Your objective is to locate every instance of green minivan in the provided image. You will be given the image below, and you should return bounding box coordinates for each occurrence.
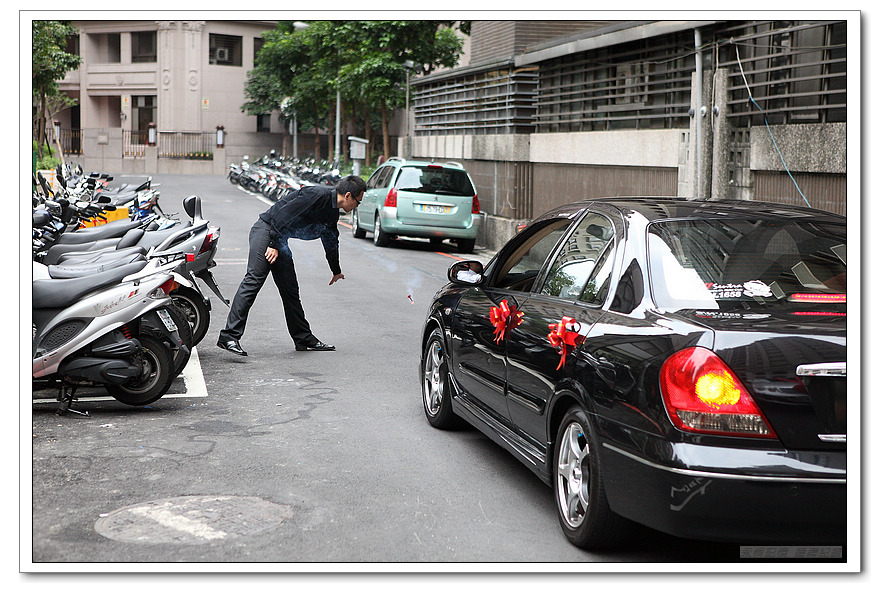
[350,158,482,253]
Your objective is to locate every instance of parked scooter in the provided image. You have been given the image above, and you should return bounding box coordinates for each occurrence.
[33,195,227,346]
[33,253,189,415]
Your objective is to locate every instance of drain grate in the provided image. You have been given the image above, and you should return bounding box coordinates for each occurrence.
[94,495,293,545]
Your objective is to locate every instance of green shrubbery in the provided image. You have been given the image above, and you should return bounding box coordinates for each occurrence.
[33,142,61,172]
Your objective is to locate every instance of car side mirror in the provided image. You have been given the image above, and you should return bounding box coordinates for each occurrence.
[448,260,484,285]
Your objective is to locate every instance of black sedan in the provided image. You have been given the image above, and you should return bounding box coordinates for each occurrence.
[420,198,847,550]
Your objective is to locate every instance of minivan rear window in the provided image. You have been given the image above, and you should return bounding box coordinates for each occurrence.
[394,166,474,197]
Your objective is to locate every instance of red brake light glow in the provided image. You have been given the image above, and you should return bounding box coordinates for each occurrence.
[789,293,846,303]
[472,194,480,214]
[660,347,776,438]
[385,187,398,208]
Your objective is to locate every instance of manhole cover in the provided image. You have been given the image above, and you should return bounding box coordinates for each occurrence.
[94,495,293,545]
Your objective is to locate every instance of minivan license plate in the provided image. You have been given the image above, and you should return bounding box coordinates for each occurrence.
[420,204,450,214]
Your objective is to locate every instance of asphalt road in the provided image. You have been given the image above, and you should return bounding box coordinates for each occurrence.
[28,173,745,568]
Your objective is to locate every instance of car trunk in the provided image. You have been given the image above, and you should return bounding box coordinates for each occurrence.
[674,310,846,451]
[395,190,473,228]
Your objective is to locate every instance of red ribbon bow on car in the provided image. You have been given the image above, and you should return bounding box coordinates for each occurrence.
[489,299,523,343]
[547,317,584,370]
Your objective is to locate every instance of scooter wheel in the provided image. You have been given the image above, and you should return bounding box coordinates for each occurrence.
[171,287,210,345]
[107,334,173,406]
[166,303,193,377]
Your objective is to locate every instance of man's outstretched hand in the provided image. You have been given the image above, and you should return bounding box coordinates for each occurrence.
[329,273,345,285]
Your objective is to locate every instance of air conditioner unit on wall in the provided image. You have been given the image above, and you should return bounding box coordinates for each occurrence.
[215,47,230,62]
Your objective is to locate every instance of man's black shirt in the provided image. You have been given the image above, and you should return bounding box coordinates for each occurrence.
[258,185,341,275]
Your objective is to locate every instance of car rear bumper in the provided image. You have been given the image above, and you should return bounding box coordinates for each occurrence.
[600,439,847,544]
[378,207,481,240]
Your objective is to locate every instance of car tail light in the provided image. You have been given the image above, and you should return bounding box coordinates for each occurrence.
[660,347,776,438]
[472,194,480,214]
[385,187,398,208]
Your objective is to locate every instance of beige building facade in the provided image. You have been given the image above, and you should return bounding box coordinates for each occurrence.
[56,20,284,174]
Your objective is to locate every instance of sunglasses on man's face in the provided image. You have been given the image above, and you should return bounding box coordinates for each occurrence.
[350,193,363,206]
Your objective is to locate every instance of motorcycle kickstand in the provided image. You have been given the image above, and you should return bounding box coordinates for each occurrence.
[56,384,88,417]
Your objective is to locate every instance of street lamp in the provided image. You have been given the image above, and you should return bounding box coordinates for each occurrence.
[403,60,417,158]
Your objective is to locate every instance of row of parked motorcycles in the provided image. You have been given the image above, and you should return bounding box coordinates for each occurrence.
[32,163,228,416]
[227,152,342,201]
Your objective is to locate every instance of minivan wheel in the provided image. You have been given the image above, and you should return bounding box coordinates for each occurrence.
[373,215,391,247]
[457,238,475,253]
[351,209,366,238]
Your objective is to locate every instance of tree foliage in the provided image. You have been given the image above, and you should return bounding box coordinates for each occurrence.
[243,20,469,161]
[32,20,81,160]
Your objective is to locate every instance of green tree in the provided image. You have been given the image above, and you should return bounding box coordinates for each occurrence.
[32,21,81,161]
[243,21,469,162]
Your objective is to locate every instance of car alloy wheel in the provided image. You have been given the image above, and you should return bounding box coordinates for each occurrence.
[373,215,390,247]
[557,419,590,528]
[351,209,366,238]
[421,328,459,429]
[553,406,632,549]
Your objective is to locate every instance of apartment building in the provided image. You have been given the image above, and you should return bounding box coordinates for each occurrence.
[55,20,284,174]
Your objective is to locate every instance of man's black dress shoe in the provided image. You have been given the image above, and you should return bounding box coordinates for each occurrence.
[217,339,248,356]
[295,340,335,352]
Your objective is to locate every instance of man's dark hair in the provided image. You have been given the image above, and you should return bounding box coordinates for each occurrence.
[336,175,367,197]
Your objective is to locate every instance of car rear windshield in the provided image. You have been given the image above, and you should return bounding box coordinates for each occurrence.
[647,218,846,311]
[393,166,474,197]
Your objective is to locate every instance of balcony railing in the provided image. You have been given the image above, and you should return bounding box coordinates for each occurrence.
[157,131,215,160]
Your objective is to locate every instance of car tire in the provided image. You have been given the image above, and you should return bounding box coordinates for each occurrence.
[553,406,633,549]
[373,214,391,247]
[421,327,461,429]
[457,238,475,253]
[351,209,366,238]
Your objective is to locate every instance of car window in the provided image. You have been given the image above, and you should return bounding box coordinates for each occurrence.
[394,166,475,196]
[647,218,846,311]
[540,213,613,299]
[492,218,574,291]
[366,168,383,189]
[377,166,395,188]
[583,242,617,306]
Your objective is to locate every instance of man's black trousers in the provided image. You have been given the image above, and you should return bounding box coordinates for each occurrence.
[219,219,316,347]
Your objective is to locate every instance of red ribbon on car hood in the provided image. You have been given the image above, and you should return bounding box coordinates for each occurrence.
[547,317,584,370]
[489,299,523,343]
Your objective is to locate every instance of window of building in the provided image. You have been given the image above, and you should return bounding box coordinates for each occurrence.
[256,114,271,133]
[210,34,242,66]
[254,36,265,62]
[65,33,79,56]
[131,31,157,63]
[91,33,120,63]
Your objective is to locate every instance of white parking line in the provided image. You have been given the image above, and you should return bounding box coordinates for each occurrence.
[236,184,274,206]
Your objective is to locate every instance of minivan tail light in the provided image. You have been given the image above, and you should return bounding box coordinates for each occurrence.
[472,194,480,214]
[660,346,776,438]
[385,187,398,208]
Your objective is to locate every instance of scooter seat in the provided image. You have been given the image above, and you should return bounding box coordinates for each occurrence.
[45,228,145,265]
[56,218,142,244]
[47,252,147,279]
[32,261,148,309]
[52,245,147,265]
